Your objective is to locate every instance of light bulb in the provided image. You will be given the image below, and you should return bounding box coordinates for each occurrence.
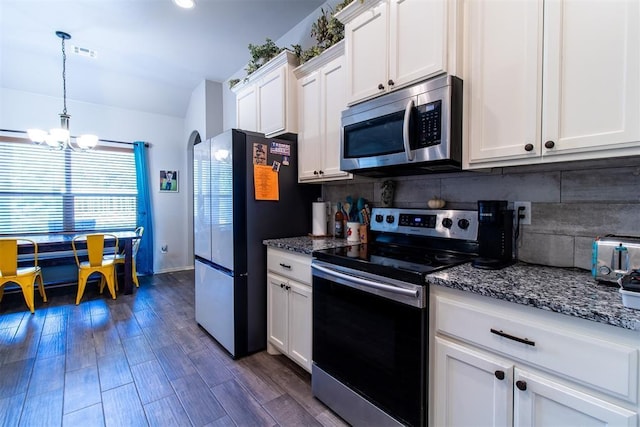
[27,129,47,143]
[77,134,99,150]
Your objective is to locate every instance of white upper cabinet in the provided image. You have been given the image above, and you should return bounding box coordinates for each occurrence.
[541,0,640,158]
[338,0,457,105]
[232,50,298,137]
[235,85,258,134]
[464,0,543,163]
[295,41,352,183]
[465,0,640,168]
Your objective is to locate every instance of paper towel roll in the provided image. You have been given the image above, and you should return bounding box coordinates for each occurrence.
[312,202,328,236]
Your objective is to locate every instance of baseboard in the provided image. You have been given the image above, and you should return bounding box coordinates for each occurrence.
[154,265,194,274]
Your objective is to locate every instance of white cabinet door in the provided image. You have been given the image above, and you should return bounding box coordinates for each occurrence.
[465,0,543,164]
[320,55,350,180]
[267,273,288,353]
[542,0,640,157]
[433,337,513,427]
[236,85,258,132]
[466,0,640,167]
[287,280,312,372]
[297,70,323,181]
[258,67,287,136]
[345,1,388,104]
[389,0,446,88]
[514,369,638,427]
[296,44,351,183]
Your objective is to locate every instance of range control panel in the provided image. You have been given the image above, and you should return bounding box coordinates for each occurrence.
[370,208,478,241]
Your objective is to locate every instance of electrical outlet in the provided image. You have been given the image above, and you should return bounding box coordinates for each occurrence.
[161,244,168,253]
[514,201,531,225]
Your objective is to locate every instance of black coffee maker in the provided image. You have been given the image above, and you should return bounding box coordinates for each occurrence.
[472,200,514,270]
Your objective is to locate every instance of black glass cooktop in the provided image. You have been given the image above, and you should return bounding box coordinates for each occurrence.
[313,242,475,285]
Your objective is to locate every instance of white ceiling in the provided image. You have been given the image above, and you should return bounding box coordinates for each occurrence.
[0,0,327,118]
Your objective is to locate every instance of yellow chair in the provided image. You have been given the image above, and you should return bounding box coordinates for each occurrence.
[72,233,118,305]
[113,226,144,288]
[0,238,47,314]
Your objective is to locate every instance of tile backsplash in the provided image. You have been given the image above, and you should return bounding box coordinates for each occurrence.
[322,156,640,270]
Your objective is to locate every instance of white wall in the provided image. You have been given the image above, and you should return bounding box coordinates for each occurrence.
[0,87,189,274]
[0,0,339,274]
[183,80,224,270]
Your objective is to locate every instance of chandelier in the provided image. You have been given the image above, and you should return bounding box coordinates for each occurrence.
[27,31,98,151]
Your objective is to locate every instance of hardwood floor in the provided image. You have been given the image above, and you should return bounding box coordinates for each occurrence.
[0,271,348,427]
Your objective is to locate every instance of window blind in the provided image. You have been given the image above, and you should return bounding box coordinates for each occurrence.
[0,139,137,234]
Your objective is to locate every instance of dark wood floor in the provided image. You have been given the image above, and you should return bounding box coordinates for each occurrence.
[0,270,348,427]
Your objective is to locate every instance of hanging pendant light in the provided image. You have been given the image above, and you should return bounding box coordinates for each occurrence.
[27,31,98,151]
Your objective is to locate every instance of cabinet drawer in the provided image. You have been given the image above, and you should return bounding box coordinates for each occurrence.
[435,294,639,403]
[267,248,311,285]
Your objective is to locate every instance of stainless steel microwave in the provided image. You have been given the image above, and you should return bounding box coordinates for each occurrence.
[340,75,462,177]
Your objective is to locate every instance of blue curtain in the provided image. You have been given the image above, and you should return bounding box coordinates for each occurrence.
[133,141,154,275]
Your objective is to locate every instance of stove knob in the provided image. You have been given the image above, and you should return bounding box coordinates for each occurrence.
[458,219,470,230]
[375,214,384,223]
[442,218,453,229]
[386,215,395,224]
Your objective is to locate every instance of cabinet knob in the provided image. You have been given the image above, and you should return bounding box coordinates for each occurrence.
[285,285,291,291]
[524,143,534,152]
[313,170,319,176]
[280,283,285,288]
[516,380,527,391]
[544,140,555,149]
[378,83,385,90]
[388,79,395,86]
[494,370,505,380]
[318,170,324,175]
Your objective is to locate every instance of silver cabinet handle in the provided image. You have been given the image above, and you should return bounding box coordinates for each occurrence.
[312,263,418,298]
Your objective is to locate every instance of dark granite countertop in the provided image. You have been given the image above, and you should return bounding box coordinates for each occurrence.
[263,237,640,332]
[428,262,640,332]
[263,236,350,255]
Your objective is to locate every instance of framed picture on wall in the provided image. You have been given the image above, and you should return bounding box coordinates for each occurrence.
[160,170,178,192]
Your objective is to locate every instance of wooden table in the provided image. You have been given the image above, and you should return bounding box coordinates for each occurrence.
[14,231,139,295]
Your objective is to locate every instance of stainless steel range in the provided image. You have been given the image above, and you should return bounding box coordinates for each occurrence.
[311,207,479,426]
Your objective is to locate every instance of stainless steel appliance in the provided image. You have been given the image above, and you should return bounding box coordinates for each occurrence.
[593,235,640,283]
[340,75,463,177]
[472,200,515,270]
[193,129,318,358]
[311,207,479,426]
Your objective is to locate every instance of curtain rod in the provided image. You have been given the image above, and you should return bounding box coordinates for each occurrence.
[0,129,149,147]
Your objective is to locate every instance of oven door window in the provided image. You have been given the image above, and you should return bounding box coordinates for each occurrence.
[313,276,426,426]
[343,110,412,158]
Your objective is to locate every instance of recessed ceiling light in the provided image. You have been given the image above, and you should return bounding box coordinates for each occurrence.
[173,0,195,9]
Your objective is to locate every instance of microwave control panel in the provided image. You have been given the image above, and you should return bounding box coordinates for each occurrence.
[416,100,442,148]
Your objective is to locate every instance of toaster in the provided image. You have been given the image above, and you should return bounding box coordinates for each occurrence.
[592,235,640,283]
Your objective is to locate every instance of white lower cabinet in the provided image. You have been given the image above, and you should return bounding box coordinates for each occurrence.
[266,248,312,372]
[431,286,640,427]
[434,337,513,427]
[514,369,637,426]
[434,337,637,427]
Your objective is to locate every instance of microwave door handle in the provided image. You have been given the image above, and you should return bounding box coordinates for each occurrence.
[403,99,415,161]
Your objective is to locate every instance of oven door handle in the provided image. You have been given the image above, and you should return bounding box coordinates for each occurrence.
[312,264,419,299]
[403,99,415,162]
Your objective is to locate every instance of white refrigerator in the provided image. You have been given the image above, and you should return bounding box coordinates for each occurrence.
[193,129,318,358]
